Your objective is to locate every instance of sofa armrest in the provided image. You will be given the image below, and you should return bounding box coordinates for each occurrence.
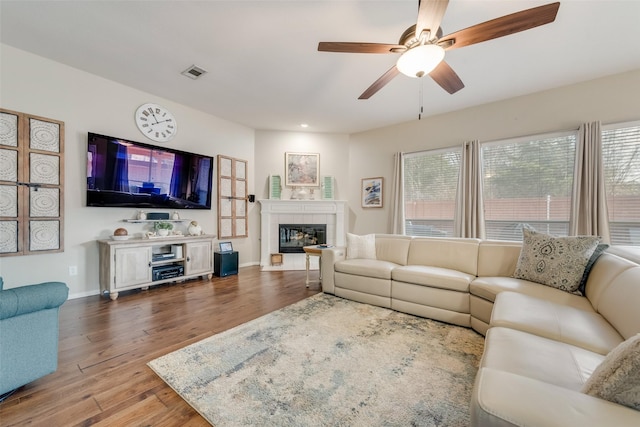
[321,247,346,294]
[472,368,640,427]
[0,281,69,320]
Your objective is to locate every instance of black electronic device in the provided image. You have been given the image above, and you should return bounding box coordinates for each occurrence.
[147,212,170,220]
[152,264,184,281]
[152,253,175,262]
[214,251,238,277]
[87,132,214,209]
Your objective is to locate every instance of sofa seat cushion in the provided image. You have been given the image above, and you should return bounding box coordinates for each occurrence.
[491,292,623,355]
[334,273,391,299]
[334,259,398,280]
[391,265,474,292]
[471,276,596,311]
[392,281,470,313]
[472,368,640,427]
[482,327,604,391]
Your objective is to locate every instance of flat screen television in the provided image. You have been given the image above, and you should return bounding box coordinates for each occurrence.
[87,132,213,209]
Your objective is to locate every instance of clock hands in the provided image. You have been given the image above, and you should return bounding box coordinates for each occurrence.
[149,109,160,125]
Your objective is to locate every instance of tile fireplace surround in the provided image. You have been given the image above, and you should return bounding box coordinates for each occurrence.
[259,199,347,271]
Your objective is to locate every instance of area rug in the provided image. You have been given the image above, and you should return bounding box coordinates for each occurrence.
[148,294,484,426]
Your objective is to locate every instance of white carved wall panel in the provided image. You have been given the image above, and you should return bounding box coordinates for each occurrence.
[30,153,60,184]
[29,119,60,152]
[0,149,18,182]
[30,187,59,217]
[29,220,60,251]
[0,221,18,253]
[0,185,18,217]
[0,112,18,147]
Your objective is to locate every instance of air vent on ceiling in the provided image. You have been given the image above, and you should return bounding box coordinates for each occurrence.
[181,65,207,80]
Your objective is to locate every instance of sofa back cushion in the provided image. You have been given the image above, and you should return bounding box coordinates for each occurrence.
[407,237,480,276]
[596,266,640,340]
[476,241,522,277]
[374,234,412,265]
[585,253,637,310]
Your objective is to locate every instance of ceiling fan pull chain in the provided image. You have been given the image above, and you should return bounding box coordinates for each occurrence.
[418,78,424,120]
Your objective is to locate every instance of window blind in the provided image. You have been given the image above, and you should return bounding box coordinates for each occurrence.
[403,148,461,237]
[602,122,640,246]
[482,132,576,241]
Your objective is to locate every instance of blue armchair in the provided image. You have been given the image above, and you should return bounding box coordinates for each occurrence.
[0,278,69,396]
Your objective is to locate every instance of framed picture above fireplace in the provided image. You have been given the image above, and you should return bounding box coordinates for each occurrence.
[285,152,319,187]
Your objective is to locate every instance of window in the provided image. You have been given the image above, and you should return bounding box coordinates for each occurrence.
[602,122,640,245]
[403,148,461,237]
[482,132,576,241]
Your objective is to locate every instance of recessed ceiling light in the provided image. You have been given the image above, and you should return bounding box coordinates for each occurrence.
[181,65,207,80]
[300,123,309,128]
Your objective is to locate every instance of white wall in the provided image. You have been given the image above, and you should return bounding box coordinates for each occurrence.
[253,130,351,261]
[254,130,350,200]
[347,69,640,234]
[0,44,255,297]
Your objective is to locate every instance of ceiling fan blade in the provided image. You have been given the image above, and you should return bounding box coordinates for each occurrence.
[359,66,401,99]
[429,61,464,94]
[318,42,406,54]
[415,0,449,40]
[439,2,560,51]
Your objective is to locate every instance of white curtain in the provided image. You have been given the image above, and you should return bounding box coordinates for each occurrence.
[389,152,405,234]
[454,140,485,239]
[570,121,611,242]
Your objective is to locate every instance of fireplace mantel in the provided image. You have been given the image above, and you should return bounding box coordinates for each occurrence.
[259,199,347,270]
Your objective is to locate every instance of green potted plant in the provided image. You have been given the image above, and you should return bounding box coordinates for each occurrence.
[155,221,173,237]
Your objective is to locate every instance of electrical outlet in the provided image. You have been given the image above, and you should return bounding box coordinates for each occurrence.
[69,266,78,276]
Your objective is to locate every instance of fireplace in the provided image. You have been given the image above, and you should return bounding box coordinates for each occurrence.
[259,199,347,271]
[279,224,326,253]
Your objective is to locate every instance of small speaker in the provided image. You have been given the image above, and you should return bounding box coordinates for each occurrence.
[248,194,255,203]
[215,251,238,277]
[147,212,170,220]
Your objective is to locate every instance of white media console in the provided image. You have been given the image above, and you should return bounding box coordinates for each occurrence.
[98,234,214,300]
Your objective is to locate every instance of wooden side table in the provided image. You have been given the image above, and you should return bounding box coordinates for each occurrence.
[303,245,324,287]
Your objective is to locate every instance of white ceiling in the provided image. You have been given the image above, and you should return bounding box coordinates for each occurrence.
[1,1,640,134]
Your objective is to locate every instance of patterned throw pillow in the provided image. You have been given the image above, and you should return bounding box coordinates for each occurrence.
[346,233,376,260]
[513,226,601,294]
[582,333,640,410]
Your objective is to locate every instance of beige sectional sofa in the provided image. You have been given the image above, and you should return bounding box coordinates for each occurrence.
[320,234,640,426]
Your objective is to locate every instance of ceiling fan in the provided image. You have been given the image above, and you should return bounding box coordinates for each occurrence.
[318,0,560,99]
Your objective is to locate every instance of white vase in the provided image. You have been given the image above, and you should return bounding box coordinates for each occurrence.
[157,229,169,237]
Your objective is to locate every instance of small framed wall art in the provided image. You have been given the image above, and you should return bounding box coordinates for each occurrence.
[285,152,319,187]
[361,177,383,208]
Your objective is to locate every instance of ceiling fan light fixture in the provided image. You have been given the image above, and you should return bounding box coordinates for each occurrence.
[396,44,445,78]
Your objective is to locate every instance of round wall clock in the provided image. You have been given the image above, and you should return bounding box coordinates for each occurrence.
[135,103,177,142]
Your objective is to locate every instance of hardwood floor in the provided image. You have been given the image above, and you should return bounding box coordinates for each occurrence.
[0,267,321,426]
